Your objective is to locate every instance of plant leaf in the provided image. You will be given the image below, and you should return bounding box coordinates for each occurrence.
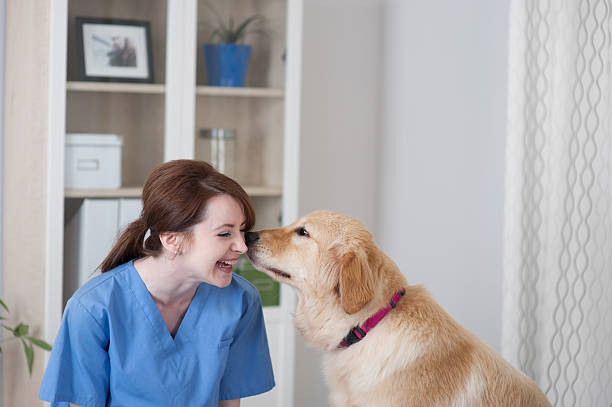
[209,28,222,43]
[2,324,14,333]
[13,323,29,337]
[21,339,34,375]
[0,299,8,313]
[27,336,52,351]
[207,14,262,44]
[234,15,260,43]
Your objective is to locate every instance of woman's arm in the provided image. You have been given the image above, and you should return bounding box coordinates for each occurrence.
[70,404,82,407]
[219,399,240,407]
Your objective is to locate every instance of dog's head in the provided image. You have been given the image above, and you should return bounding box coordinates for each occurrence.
[246,210,378,314]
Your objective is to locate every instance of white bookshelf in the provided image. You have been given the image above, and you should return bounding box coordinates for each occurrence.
[47,1,302,406]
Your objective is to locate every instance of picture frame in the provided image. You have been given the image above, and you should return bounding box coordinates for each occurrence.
[76,17,154,83]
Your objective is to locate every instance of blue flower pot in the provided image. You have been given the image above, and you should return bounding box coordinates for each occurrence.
[203,43,252,87]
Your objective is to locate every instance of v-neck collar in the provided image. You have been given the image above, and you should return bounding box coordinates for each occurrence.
[126,260,202,348]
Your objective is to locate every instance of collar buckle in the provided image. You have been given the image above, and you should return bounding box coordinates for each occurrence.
[338,288,406,349]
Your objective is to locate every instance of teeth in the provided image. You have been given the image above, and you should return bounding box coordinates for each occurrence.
[219,260,237,266]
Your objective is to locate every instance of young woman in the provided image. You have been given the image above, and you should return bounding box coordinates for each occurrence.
[39,160,274,407]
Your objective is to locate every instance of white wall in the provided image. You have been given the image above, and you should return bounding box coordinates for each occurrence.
[377,0,509,350]
[0,0,5,401]
[298,0,381,229]
[296,0,382,405]
[295,0,509,405]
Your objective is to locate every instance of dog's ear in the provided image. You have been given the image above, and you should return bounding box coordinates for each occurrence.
[338,250,375,314]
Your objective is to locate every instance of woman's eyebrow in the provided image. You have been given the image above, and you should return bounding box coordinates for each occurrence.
[214,221,247,230]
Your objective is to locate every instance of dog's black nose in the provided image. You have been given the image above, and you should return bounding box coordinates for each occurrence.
[245,231,260,246]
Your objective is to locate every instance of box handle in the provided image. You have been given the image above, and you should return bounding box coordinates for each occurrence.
[77,159,100,171]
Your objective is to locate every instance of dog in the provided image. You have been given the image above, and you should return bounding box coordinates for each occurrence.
[245,210,551,407]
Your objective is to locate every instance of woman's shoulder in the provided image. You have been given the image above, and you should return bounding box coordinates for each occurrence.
[216,274,264,324]
[229,273,261,302]
[69,261,133,310]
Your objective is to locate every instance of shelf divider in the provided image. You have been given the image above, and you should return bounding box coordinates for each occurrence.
[67,81,166,94]
[196,86,284,98]
[66,82,284,99]
[65,185,282,199]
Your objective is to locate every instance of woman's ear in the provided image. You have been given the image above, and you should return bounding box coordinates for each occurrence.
[159,231,185,256]
[338,250,375,314]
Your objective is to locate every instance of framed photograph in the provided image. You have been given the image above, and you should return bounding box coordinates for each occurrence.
[76,17,154,83]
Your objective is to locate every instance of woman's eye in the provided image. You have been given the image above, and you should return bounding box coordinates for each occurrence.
[295,227,309,237]
[218,232,231,238]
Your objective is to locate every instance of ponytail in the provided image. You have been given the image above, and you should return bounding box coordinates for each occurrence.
[98,217,148,273]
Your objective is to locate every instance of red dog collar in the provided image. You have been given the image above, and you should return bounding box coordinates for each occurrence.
[338,288,406,348]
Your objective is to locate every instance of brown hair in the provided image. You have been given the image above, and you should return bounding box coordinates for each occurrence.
[99,159,256,272]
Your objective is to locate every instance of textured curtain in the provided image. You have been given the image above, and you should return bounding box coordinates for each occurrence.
[503,1,612,406]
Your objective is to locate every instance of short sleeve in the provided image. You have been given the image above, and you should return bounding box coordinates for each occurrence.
[39,298,110,407]
[219,294,275,400]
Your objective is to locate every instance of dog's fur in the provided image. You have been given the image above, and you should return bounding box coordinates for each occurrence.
[246,210,551,407]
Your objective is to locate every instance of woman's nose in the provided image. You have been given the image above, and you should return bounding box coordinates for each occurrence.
[233,234,248,254]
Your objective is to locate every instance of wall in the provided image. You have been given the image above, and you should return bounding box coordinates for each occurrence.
[296,0,382,405]
[2,1,51,405]
[0,0,5,399]
[298,0,381,229]
[377,0,509,350]
[295,1,509,405]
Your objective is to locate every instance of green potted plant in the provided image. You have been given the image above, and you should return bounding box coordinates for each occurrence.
[203,14,263,87]
[0,298,52,375]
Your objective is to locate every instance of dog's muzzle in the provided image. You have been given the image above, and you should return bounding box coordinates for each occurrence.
[245,231,260,247]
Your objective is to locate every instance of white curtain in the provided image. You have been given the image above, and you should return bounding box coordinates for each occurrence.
[503,1,612,406]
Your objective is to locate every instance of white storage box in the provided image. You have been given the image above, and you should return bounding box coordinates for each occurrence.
[64,198,142,302]
[65,133,123,189]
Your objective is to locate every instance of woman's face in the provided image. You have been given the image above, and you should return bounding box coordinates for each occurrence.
[180,194,248,288]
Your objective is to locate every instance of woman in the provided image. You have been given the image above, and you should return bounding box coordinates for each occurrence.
[39,160,275,407]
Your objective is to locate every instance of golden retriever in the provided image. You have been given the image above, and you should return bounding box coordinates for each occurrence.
[245,210,551,407]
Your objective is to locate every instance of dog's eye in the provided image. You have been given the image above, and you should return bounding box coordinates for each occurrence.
[295,227,310,238]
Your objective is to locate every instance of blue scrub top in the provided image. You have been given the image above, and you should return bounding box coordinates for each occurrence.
[39,260,275,407]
